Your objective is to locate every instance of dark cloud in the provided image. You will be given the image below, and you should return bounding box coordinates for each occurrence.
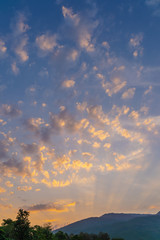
[0,104,22,118]
[21,143,39,155]
[21,141,49,171]
[23,109,81,144]
[0,140,8,160]
[50,109,80,133]
[23,118,39,133]
[23,118,51,143]
[0,157,30,177]
[27,202,65,212]
[40,126,51,142]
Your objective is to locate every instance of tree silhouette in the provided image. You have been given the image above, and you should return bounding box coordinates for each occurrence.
[14,209,31,240]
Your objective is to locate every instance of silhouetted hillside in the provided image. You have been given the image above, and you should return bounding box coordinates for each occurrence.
[55,212,160,240]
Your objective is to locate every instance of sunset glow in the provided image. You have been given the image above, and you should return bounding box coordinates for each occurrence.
[0,0,160,228]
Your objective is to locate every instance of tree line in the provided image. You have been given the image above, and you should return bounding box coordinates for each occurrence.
[0,209,124,240]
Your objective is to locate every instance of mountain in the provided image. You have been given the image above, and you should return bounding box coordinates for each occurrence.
[55,212,160,240]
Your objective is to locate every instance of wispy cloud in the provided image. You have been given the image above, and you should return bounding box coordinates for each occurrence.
[0,104,22,118]
[122,88,136,99]
[26,201,76,212]
[129,33,143,57]
[11,13,30,62]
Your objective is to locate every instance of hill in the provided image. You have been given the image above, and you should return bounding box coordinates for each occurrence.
[55,212,160,240]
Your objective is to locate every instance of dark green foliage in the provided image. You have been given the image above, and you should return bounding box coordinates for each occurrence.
[0,228,6,240]
[55,231,69,240]
[112,239,124,240]
[98,232,110,240]
[14,209,31,240]
[0,209,113,240]
[31,223,54,240]
[1,218,15,240]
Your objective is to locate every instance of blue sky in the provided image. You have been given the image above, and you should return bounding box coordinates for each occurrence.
[0,0,160,227]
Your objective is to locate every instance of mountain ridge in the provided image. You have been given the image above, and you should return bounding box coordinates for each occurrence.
[54,212,160,240]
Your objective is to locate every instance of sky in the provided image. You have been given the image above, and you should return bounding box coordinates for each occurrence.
[0,0,160,228]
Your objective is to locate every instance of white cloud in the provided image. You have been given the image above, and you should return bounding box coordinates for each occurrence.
[62,6,96,52]
[79,31,95,52]
[15,37,28,61]
[62,79,75,88]
[122,88,136,99]
[36,34,57,52]
[14,13,30,34]
[12,13,29,62]
[68,49,79,61]
[62,6,80,26]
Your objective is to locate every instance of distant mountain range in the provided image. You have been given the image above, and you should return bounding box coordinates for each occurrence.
[55,212,160,240]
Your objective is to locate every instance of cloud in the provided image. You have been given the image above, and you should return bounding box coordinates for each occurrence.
[13,13,30,35]
[11,13,30,62]
[88,125,110,141]
[144,86,152,95]
[53,155,71,174]
[62,79,75,88]
[92,142,100,148]
[11,62,19,74]
[27,201,76,212]
[105,163,115,171]
[101,77,126,96]
[0,140,8,160]
[129,111,139,120]
[79,30,95,52]
[36,34,57,52]
[0,104,22,117]
[87,105,110,125]
[0,157,30,177]
[77,139,91,145]
[145,0,160,6]
[21,143,39,155]
[129,33,143,57]
[0,186,6,193]
[61,6,97,52]
[110,115,144,143]
[0,39,7,54]
[67,49,79,61]
[52,179,71,187]
[145,0,160,15]
[23,111,89,142]
[21,145,54,172]
[15,37,28,62]
[62,6,80,26]
[76,102,87,112]
[23,118,41,132]
[103,143,111,149]
[17,186,32,191]
[5,181,13,188]
[71,160,92,171]
[24,111,88,143]
[23,118,50,142]
[121,88,136,99]
[0,203,12,209]
[50,109,87,134]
